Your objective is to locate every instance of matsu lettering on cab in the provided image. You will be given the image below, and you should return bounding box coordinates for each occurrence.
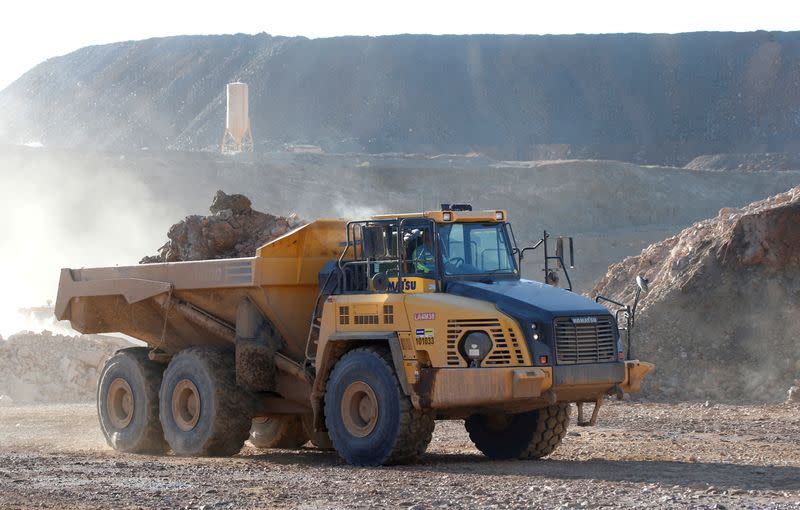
[387,280,417,291]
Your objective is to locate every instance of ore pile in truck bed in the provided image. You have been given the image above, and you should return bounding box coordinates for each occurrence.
[592,185,800,402]
[140,190,304,263]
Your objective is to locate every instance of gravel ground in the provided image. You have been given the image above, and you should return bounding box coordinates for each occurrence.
[1,401,799,509]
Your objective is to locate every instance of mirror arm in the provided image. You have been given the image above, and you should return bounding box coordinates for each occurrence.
[558,256,573,292]
[597,281,645,361]
[518,238,544,260]
[595,294,626,308]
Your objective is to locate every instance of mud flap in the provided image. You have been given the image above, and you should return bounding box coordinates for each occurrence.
[235,298,285,392]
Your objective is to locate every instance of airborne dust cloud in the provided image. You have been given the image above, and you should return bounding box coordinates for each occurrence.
[0,147,184,336]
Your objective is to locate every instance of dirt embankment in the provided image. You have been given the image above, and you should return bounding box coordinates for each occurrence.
[0,332,135,404]
[593,186,800,402]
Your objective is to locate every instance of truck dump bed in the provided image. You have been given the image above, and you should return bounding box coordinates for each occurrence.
[55,220,346,364]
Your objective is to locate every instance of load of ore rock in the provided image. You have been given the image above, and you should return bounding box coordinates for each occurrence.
[592,185,800,402]
[141,190,303,263]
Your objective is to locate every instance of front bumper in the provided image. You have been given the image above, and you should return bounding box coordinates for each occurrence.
[620,360,655,394]
[553,362,626,386]
[410,360,654,411]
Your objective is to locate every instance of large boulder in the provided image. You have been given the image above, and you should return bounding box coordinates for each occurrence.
[592,186,800,402]
[209,190,252,215]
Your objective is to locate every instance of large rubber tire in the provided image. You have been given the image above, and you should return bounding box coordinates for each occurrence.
[324,347,434,466]
[97,347,168,454]
[465,404,571,459]
[249,415,309,449]
[159,348,252,457]
[302,413,334,451]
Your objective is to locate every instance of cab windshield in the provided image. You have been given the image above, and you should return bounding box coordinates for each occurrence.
[438,222,517,276]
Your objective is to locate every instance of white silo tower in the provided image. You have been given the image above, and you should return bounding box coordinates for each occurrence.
[221,82,254,153]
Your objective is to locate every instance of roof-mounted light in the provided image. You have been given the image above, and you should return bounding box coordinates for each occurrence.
[495,211,504,221]
[442,211,453,222]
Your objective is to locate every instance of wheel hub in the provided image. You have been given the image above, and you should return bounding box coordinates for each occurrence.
[172,379,201,431]
[341,381,379,437]
[107,378,134,429]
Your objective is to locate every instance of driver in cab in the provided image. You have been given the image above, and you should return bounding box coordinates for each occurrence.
[405,229,434,274]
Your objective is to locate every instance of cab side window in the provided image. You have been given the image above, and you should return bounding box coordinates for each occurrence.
[370,225,400,276]
[402,225,434,275]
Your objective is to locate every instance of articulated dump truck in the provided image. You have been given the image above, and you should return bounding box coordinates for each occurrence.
[56,205,653,466]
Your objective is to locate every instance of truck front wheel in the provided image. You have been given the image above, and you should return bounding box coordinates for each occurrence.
[159,348,252,456]
[249,415,309,449]
[465,404,571,459]
[324,347,434,465]
[97,347,168,454]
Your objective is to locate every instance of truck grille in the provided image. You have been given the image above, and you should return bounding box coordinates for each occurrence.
[554,316,616,365]
[446,319,525,367]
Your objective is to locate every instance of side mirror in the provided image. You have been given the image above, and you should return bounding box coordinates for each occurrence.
[568,237,575,268]
[372,272,389,292]
[555,237,575,269]
[362,225,388,259]
[555,238,564,269]
[636,275,649,294]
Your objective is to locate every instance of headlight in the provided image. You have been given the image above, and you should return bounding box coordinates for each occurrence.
[531,323,540,341]
[458,332,492,367]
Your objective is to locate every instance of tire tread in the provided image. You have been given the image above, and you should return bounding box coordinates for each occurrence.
[324,346,434,465]
[98,347,167,454]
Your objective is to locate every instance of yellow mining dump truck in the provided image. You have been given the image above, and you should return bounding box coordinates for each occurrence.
[55,205,653,466]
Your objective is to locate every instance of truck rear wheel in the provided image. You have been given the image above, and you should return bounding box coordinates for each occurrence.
[97,347,168,454]
[324,346,434,466]
[159,348,252,457]
[249,415,309,449]
[465,404,571,459]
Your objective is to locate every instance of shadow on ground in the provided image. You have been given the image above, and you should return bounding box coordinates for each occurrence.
[242,449,800,491]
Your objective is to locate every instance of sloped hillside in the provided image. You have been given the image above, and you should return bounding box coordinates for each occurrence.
[2,31,800,163]
[593,186,800,401]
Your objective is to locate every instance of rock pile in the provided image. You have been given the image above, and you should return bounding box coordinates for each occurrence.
[593,186,800,402]
[141,190,303,263]
[685,153,800,172]
[0,331,135,403]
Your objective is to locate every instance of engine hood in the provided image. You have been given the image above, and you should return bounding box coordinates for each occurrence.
[446,279,610,321]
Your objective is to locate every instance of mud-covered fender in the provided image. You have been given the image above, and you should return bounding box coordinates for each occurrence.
[310,331,409,431]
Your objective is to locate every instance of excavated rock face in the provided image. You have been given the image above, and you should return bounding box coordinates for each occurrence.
[141,190,303,263]
[592,186,800,402]
[0,331,134,403]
